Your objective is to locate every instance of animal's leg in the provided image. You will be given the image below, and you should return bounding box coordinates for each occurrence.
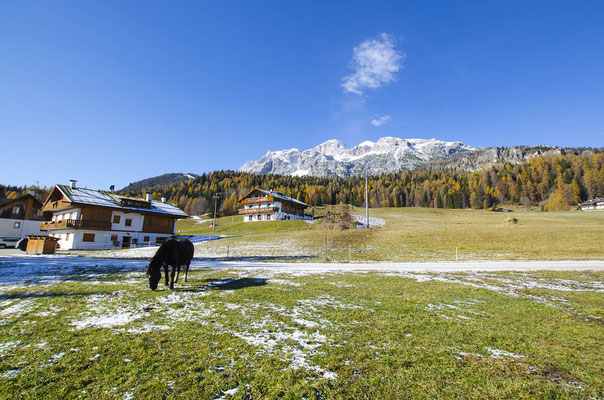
[164,264,169,286]
[185,262,190,282]
[170,265,176,290]
[175,266,181,283]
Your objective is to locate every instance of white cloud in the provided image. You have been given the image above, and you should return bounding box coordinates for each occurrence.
[370,115,391,127]
[342,33,404,95]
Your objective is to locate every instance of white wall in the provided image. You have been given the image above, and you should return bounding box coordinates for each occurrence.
[53,230,172,250]
[243,211,309,222]
[0,219,45,238]
[111,211,144,232]
[51,208,80,221]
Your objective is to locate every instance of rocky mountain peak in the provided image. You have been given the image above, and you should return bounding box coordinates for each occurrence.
[239,137,477,178]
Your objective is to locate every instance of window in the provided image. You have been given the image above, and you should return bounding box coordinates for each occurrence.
[113,215,121,224]
[65,233,70,241]
[144,236,150,242]
[83,233,95,242]
[156,237,167,244]
[125,219,132,227]
[111,234,118,241]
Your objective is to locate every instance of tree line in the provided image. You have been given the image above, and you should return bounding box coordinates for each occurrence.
[125,152,604,215]
[2,152,601,216]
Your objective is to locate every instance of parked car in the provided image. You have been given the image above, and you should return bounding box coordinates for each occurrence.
[16,237,28,251]
[0,237,20,249]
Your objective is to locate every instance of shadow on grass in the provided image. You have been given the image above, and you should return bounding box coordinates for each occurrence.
[0,290,115,300]
[193,255,314,262]
[175,277,268,292]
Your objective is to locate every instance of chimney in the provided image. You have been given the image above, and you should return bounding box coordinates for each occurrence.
[145,193,153,202]
[69,180,77,189]
[161,197,166,203]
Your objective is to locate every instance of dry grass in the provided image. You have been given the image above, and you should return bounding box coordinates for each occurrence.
[181,207,604,262]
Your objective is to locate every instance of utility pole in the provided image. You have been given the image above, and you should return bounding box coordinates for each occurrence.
[212,193,219,234]
[365,176,369,229]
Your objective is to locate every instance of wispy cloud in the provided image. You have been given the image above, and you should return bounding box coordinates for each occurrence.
[342,33,404,95]
[370,115,391,127]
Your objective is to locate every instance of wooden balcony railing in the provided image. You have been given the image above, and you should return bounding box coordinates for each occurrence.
[240,197,270,205]
[40,219,112,231]
[238,207,278,215]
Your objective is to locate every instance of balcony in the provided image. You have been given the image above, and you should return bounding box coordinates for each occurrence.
[40,219,112,231]
[240,196,270,205]
[238,207,278,215]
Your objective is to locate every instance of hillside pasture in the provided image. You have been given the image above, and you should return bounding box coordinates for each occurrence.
[179,207,604,262]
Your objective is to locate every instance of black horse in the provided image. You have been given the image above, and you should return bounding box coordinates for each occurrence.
[146,239,194,290]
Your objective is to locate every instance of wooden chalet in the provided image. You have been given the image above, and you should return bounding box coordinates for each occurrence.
[0,193,51,239]
[40,181,188,250]
[239,188,310,222]
[0,193,49,221]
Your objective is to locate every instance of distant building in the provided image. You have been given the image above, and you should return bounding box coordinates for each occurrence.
[0,193,51,239]
[40,181,188,250]
[578,198,604,211]
[238,188,310,222]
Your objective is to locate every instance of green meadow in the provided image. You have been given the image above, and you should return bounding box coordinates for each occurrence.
[0,265,602,399]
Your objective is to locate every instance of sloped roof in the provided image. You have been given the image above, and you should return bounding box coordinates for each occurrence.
[55,185,188,217]
[240,187,308,207]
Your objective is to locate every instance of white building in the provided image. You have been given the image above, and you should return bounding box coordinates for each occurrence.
[238,188,310,222]
[578,198,604,211]
[40,182,188,250]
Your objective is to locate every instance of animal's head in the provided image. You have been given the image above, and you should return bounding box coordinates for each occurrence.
[146,262,161,290]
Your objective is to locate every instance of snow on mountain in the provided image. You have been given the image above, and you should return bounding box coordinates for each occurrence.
[239,137,476,178]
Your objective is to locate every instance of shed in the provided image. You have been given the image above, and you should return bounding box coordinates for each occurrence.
[26,235,60,255]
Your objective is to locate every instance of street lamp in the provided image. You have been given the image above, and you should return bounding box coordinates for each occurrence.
[212,193,220,234]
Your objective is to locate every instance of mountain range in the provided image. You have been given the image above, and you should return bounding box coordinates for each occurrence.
[238,137,563,178]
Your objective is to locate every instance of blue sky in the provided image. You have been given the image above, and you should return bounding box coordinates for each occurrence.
[1,1,603,189]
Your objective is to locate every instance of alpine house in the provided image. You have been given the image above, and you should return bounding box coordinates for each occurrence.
[238,188,310,222]
[40,181,188,250]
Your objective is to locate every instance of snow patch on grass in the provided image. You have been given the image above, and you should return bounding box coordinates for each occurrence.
[486,347,524,359]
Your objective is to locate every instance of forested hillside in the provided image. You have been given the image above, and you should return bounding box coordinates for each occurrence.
[121,173,198,192]
[124,152,604,216]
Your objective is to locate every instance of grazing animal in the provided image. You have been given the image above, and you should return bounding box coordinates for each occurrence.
[146,239,194,290]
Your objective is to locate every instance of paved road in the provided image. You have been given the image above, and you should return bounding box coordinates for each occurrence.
[212,260,604,273]
[0,248,23,257]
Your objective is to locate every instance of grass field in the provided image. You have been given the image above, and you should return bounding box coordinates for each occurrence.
[178,207,604,262]
[0,260,602,399]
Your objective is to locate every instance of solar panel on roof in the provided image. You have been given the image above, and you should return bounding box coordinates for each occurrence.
[56,186,187,217]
